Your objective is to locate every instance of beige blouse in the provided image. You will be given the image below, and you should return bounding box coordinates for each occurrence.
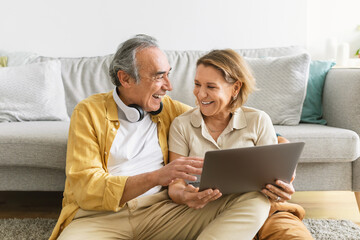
[169,106,278,158]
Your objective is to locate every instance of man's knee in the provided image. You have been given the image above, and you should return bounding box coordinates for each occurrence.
[257,211,314,240]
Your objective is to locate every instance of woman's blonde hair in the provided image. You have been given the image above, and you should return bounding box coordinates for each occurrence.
[196,49,256,111]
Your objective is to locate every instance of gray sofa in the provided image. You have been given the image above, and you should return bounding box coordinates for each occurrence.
[0,46,359,210]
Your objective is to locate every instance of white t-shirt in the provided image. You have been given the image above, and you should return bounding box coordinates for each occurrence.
[107,89,163,198]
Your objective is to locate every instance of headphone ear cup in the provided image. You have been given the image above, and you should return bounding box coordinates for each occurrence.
[127,102,162,122]
[128,104,145,122]
[149,102,163,116]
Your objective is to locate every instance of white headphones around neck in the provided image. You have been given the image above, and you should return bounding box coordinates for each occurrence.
[126,102,163,122]
[114,88,163,122]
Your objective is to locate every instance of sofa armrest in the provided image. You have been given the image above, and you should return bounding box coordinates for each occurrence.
[323,68,360,136]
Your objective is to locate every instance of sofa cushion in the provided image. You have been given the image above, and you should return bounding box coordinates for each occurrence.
[0,60,69,122]
[234,45,306,58]
[300,60,335,125]
[33,55,114,117]
[1,122,357,169]
[166,50,202,108]
[244,53,310,125]
[0,121,69,169]
[167,51,310,125]
[166,46,306,110]
[0,50,38,66]
[274,124,360,163]
[33,46,306,118]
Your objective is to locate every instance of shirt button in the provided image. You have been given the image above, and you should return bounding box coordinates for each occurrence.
[104,151,107,155]
[112,128,116,132]
[115,122,119,126]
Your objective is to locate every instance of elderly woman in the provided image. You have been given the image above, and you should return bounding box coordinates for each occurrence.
[168,49,313,239]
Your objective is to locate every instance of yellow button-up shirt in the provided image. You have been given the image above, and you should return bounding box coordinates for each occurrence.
[50,91,191,239]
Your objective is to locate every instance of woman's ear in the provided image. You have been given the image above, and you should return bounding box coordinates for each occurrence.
[233,81,242,96]
[117,70,133,88]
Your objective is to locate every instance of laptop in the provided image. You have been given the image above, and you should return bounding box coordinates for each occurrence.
[187,142,305,194]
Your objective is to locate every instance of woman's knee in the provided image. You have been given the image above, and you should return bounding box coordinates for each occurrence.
[239,191,270,210]
[229,191,271,220]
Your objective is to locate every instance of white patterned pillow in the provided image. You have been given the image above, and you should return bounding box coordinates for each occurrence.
[244,53,310,125]
[0,50,38,66]
[0,60,69,122]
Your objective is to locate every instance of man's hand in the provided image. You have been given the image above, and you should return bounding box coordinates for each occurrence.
[153,157,204,186]
[177,184,222,209]
[261,172,296,202]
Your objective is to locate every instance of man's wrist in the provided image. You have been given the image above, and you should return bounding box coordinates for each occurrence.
[147,170,159,187]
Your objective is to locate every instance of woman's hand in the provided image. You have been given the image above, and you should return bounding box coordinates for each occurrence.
[261,172,296,202]
[179,184,222,209]
[263,136,294,202]
[167,152,222,208]
[168,179,222,209]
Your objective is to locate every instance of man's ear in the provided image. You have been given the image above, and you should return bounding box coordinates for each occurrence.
[117,70,133,88]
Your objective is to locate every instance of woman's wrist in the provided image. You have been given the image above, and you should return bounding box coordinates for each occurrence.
[168,180,186,204]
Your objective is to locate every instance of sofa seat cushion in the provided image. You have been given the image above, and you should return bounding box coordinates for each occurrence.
[0,121,69,169]
[275,123,360,163]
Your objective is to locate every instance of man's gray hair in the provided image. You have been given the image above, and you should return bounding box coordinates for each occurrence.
[109,34,159,86]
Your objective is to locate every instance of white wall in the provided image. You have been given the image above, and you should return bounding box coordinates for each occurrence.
[307,0,360,60]
[1,0,359,59]
[1,0,307,57]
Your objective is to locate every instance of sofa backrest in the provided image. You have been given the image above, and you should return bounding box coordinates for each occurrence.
[33,55,114,117]
[165,49,308,108]
[33,46,308,125]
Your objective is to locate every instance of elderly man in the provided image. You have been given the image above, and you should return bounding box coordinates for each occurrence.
[51,34,312,240]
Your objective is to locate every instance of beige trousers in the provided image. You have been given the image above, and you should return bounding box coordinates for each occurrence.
[58,190,270,240]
